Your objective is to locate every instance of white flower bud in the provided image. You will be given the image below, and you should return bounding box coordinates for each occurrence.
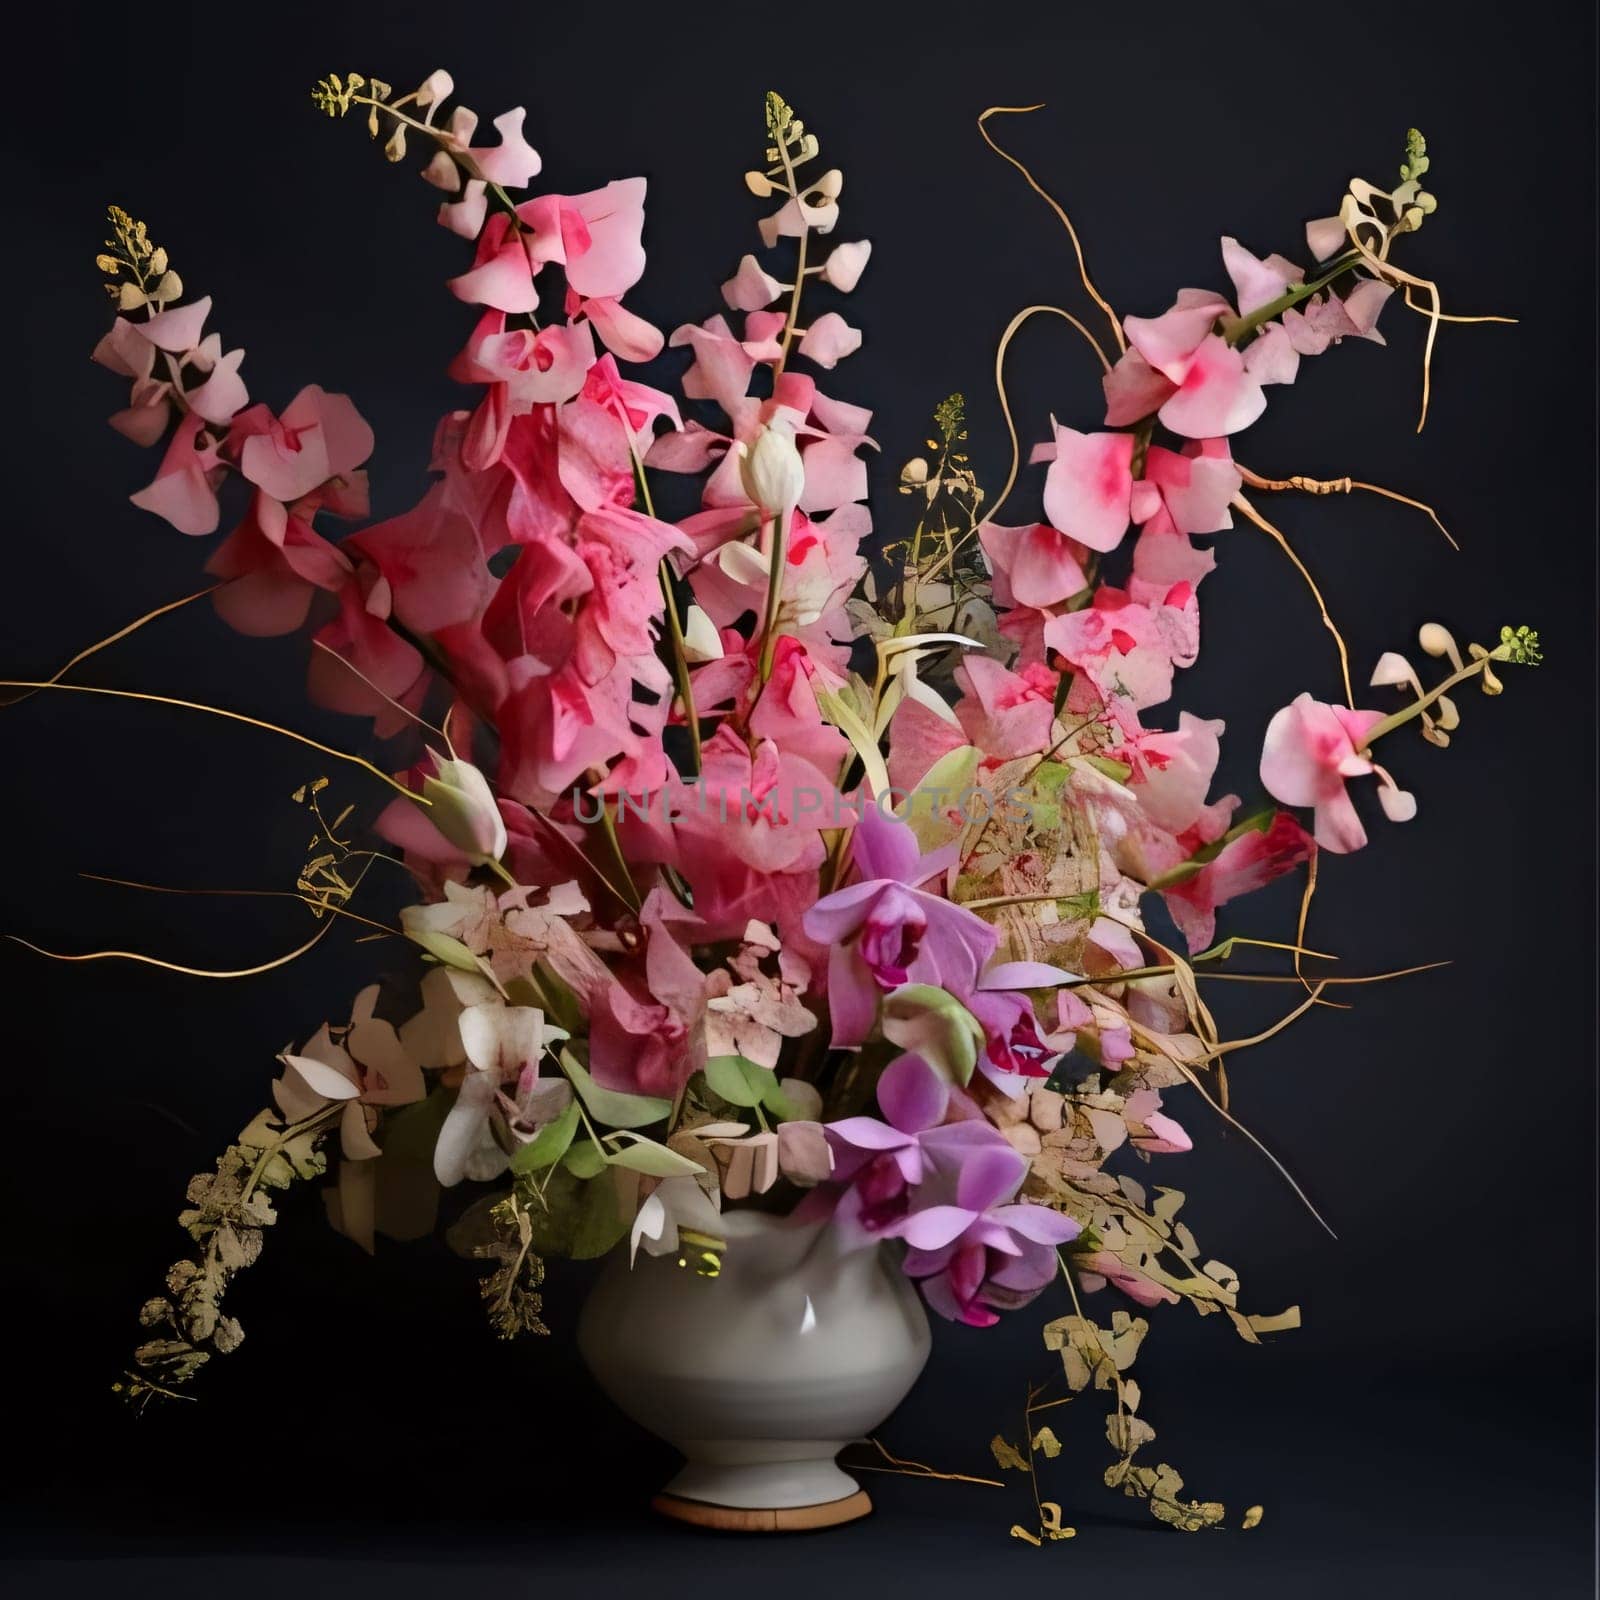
[421,753,508,864]
[738,422,806,515]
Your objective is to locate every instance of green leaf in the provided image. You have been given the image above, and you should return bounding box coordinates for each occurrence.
[603,1131,704,1178]
[703,1054,768,1108]
[560,1050,671,1129]
[1145,808,1274,891]
[519,1168,628,1260]
[758,1075,809,1123]
[1081,754,1133,784]
[405,926,486,974]
[509,1100,579,1175]
[562,1141,607,1180]
[881,985,985,1086]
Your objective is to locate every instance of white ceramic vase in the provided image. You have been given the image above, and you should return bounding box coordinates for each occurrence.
[577,1209,932,1529]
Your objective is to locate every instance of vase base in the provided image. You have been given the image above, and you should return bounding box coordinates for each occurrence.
[651,1490,873,1532]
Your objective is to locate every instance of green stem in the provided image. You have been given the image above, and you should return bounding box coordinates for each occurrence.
[624,431,702,774]
[1358,647,1508,750]
[756,507,791,683]
[1223,252,1362,347]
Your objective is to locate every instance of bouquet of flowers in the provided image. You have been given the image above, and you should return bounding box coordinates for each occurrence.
[38,69,1536,1532]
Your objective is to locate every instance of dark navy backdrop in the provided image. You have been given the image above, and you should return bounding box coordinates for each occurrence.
[4,1,1593,1593]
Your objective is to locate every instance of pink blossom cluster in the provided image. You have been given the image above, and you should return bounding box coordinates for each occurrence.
[93,76,1453,1328]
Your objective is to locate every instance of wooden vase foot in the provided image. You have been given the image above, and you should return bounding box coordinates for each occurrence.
[650,1489,873,1532]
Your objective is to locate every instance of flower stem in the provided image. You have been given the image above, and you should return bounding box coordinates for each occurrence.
[1223,252,1362,346]
[1358,647,1509,750]
[625,431,702,774]
[756,507,791,683]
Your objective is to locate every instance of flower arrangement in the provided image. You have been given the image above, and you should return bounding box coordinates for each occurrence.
[26,71,1538,1535]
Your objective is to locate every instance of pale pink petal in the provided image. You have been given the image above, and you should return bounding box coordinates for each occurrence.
[184,346,249,424]
[1156,335,1266,438]
[583,296,663,362]
[819,240,871,292]
[721,253,785,311]
[1042,426,1134,553]
[797,311,862,369]
[1305,215,1349,261]
[438,180,489,239]
[1221,236,1302,316]
[139,297,212,353]
[1242,322,1300,386]
[1103,348,1177,426]
[468,107,541,188]
[449,233,539,314]
[566,178,648,299]
[1123,296,1229,382]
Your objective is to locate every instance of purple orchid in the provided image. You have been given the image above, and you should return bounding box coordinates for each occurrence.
[802,804,999,1047]
[897,1140,1081,1327]
[815,1048,1079,1324]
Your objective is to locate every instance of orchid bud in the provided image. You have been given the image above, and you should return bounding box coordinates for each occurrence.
[738,422,806,515]
[421,753,508,864]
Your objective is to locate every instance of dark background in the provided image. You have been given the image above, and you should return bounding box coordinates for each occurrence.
[3,0,1593,1593]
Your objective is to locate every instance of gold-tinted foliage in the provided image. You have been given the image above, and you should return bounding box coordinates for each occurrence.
[96,206,181,309]
[114,1107,330,1410]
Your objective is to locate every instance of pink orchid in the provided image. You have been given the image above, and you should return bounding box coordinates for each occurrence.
[802,804,999,1048]
[1259,692,1414,854]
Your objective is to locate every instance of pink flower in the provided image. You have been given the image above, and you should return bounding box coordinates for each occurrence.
[1130,438,1240,537]
[802,804,999,1048]
[207,485,357,636]
[1259,692,1415,853]
[464,107,542,189]
[1116,292,1265,437]
[1041,425,1135,553]
[1162,810,1317,951]
[128,411,224,535]
[979,521,1092,609]
[233,386,374,504]
[1044,584,1200,722]
[721,254,785,311]
[797,311,861,369]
